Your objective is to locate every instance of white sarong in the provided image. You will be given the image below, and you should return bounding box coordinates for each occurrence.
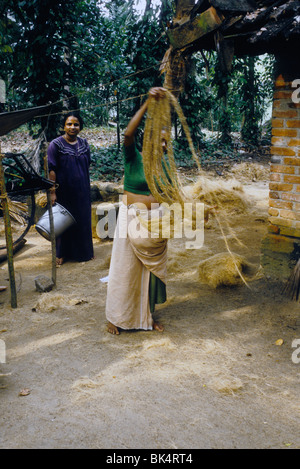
[105,202,167,330]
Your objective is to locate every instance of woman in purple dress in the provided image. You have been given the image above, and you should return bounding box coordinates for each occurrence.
[47,112,94,265]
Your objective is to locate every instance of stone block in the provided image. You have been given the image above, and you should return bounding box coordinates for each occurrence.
[34,275,54,293]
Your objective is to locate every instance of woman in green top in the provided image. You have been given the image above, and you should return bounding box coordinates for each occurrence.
[106,88,168,335]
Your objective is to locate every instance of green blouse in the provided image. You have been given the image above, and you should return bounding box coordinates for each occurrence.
[123,142,150,195]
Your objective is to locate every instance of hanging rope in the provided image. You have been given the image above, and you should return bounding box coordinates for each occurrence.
[36,60,171,121]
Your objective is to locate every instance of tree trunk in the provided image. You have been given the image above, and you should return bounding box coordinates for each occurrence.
[241,56,259,145]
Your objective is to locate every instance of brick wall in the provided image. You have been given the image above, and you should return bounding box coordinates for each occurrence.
[269,74,300,239]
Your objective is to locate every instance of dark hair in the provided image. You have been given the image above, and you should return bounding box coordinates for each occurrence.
[62,111,84,130]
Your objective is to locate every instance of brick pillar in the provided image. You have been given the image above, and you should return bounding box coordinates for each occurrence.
[261,54,300,279]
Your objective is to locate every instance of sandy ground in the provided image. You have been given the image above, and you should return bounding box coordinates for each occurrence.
[0,177,299,449]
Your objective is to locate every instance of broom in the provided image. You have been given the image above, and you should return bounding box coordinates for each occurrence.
[282,258,300,301]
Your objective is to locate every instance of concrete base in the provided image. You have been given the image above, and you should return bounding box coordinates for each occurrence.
[261,234,300,280]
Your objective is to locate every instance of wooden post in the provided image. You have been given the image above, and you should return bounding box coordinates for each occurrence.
[43,143,56,286]
[46,191,56,286]
[0,141,17,308]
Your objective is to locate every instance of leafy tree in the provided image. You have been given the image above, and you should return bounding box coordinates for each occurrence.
[226,54,274,145]
[1,0,101,140]
[70,0,173,135]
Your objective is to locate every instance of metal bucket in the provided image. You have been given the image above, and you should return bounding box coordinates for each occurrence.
[35,203,76,241]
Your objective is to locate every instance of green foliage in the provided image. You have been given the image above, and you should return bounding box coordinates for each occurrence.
[88,135,244,183]
[230,55,275,146]
[172,136,240,171]
[89,145,124,181]
[190,51,275,146]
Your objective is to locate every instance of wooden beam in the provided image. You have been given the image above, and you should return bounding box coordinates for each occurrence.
[167,6,224,49]
[175,0,196,20]
[209,0,257,13]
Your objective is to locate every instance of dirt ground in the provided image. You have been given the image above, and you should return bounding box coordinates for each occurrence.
[0,167,300,449]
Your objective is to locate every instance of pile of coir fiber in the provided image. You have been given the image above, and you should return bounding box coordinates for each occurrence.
[198,252,259,289]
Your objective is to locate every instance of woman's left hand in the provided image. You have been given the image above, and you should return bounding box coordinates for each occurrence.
[148,87,167,100]
[50,190,57,206]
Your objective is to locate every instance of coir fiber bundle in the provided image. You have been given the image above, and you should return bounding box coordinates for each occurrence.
[198,252,258,289]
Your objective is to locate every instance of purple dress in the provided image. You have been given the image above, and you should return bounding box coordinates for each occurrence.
[47,136,94,262]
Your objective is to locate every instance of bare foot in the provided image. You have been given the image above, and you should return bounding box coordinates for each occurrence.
[107,322,120,335]
[56,257,64,266]
[153,322,164,332]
